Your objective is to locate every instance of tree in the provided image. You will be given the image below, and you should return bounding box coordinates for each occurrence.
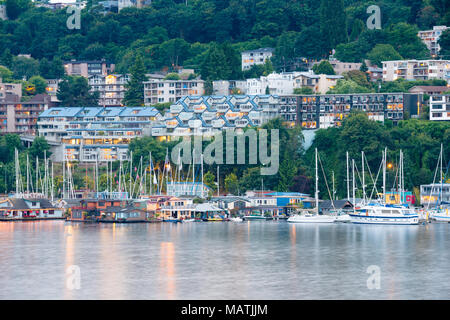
[200,44,229,80]
[57,76,99,107]
[344,70,371,89]
[11,56,39,80]
[164,73,181,80]
[29,136,51,160]
[224,173,239,195]
[0,66,13,82]
[294,87,314,94]
[439,29,450,58]
[320,0,347,54]
[203,171,217,192]
[312,60,335,75]
[367,44,402,67]
[5,0,31,20]
[28,76,47,94]
[123,54,148,106]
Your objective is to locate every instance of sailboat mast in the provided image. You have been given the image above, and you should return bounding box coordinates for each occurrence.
[352,158,356,209]
[362,151,365,205]
[346,151,350,200]
[383,147,386,204]
[217,165,219,197]
[315,148,319,214]
[201,154,204,198]
[441,143,443,206]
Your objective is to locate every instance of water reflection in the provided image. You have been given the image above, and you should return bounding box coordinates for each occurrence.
[1,221,450,299]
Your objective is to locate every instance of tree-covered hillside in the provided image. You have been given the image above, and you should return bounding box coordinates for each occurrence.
[0,0,448,81]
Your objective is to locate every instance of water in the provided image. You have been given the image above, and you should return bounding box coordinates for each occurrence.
[1,220,450,300]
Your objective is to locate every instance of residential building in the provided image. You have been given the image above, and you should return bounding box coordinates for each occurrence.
[0,94,52,135]
[63,60,115,78]
[143,79,204,105]
[212,80,247,95]
[247,72,298,95]
[293,71,343,94]
[382,60,450,82]
[45,79,60,103]
[241,48,274,71]
[429,94,450,121]
[285,93,421,129]
[328,59,362,75]
[0,79,22,101]
[88,74,130,107]
[118,0,151,10]
[37,106,162,162]
[418,26,449,57]
[152,95,280,141]
[408,86,449,95]
[366,66,383,82]
[420,183,450,205]
[0,198,64,220]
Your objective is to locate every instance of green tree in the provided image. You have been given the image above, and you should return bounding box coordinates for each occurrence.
[29,136,51,160]
[203,171,217,192]
[28,76,47,94]
[320,0,347,54]
[312,60,335,75]
[5,0,31,20]
[293,87,314,94]
[57,76,99,107]
[224,173,239,195]
[367,44,402,67]
[123,54,148,106]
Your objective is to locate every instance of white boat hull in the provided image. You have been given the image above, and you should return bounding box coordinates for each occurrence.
[230,217,243,222]
[287,214,335,223]
[349,213,419,225]
[334,214,351,223]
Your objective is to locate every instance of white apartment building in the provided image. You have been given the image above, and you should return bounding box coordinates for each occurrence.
[241,48,274,71]
[429,94,450,121]
[89,74,130,107]
[418,26,449,57]
[0,79,22,100]
[382,60,450,82]
[246,73,298,95]
[143,79,204,105]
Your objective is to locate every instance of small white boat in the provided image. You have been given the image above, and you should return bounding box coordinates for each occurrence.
[182,218,196,223]
[287,213,335,223]
[334,214,351,223]
[230,217,243,222]
[430,208,450,222]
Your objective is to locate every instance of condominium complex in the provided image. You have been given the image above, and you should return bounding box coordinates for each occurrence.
[241,48,274,71]
[279,93,421,129]
[63,60,115,78]
[247,73,298,95]
[429,94,450,121]
[328,59,362,75]
[382,60,450,82]
[0,94,53,134]
[212,80,248,95]
[152,95,280,140]
[418,26,449,57]
[420,183,450,204]
[37,106,162,162]
[293,72,343,94]
[88,74,130,107]
[143,79,204,105]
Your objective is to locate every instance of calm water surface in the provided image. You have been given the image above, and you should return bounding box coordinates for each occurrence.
[1,220,449,299]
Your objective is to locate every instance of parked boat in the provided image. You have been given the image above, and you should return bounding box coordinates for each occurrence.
[243,213,271,221]
[288,213,335,223]
[288,149,335,224]
[230,217,243,222]
[349,203,419,225]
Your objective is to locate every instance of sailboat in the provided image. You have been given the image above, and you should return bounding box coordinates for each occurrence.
[349,148,419,225]
[288,148,336,223]
[427,144,450,222]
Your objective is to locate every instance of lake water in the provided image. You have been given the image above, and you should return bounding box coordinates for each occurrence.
[1,220,449,300]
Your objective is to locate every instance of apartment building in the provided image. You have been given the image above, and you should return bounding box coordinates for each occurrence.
[382,60,450,82]
[279,93,421,129]
[0,94,52,135]
[418,26,449,57]
[143,79,204,105]
[37,106,162,162]
[152,95,280,141]
[0,80,22,101]
[293,72,343,94]
[212,80,247,95]
[63,60,115,78]
[429,94,450,121]
[241,48,274,71]
[88,74,130,107]
[328,59,362,75]
[246,73,298,95]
